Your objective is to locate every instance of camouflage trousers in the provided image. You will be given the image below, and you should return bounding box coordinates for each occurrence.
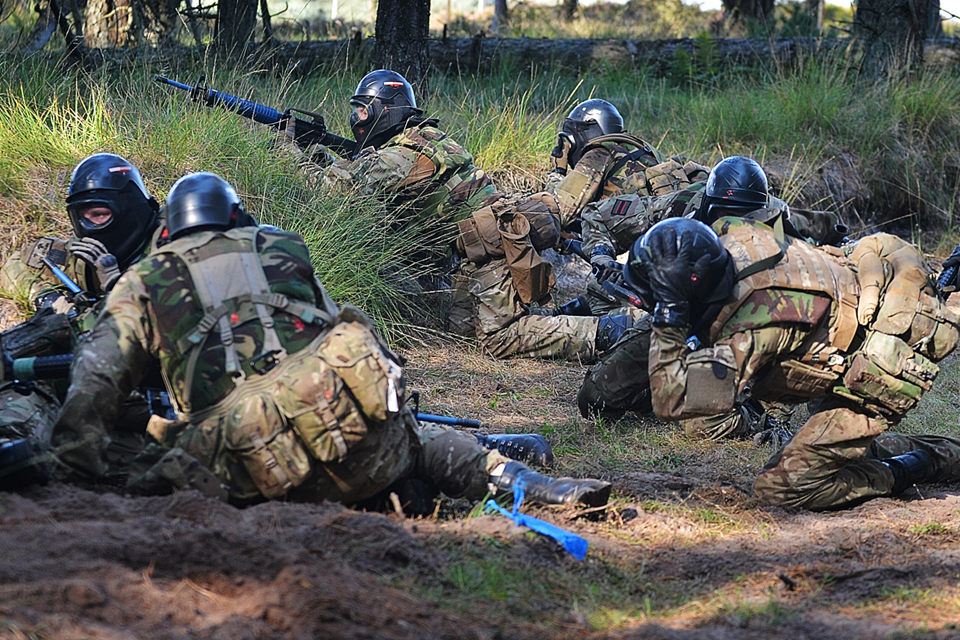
[577,319,757,440]
[139,407,509,505]
[453,258,601,362]
[754,396,960,510]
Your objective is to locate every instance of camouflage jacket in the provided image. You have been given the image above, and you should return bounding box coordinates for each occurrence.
[580,185,794,257]
[649,219,957,423]
[323,122,500,227]
[543,136,666,228]
[52,225,339,477]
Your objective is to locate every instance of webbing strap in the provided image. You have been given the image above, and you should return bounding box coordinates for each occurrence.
[734,216,787,282]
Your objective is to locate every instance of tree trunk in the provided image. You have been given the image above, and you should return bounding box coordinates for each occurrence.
[492,0,508,31]
[853,0,927,80]
[561,0,577,21]
[927,0,942,37]
[215,0,259,55]
[722,0,775,27]
[84,0,134,46]
[804,0,823,32]
[373,0,430,90]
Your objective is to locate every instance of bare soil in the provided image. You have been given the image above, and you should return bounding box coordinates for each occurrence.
[3,341,960,639]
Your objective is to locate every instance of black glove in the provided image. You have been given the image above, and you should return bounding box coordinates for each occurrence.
[549,133,573,175]
[641,226,712,327]
[68,237,121,291]
[590,246,622,285]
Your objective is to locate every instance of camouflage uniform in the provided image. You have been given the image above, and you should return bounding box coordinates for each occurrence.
[51,225,510,504]
[578,194,787,435]
[321,122,500,235]
[649,218,960,511]
[457,138,701,360]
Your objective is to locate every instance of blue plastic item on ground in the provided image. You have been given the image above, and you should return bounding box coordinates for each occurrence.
[484,475,589,560]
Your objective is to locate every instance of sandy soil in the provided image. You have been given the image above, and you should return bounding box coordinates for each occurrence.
[2,342,960,639]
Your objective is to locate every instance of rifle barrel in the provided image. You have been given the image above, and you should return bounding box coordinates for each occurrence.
[416,413,483,428]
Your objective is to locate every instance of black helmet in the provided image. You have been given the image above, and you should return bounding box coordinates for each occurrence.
[66,153,160,270]
[166,172,251,239]
[349,69,423,150]
[561,99,624,168]
[696,156,768,225]
[623,218,734,313]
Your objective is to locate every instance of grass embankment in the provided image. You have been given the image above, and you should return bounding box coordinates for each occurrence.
[2,48,960,636]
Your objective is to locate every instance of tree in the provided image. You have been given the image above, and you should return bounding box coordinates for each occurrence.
[492,0,508,31]
[561,0,577,21]
[83,0,178,46]
[853,0,930,79]
[215,0,258,54]
[804,0,823,31]
[373,0,430,90]
[722,0,775,29]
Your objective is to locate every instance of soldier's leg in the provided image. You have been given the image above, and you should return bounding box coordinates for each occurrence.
[682,406,752,440]
[869,433,960,483]
[480,314,600,361]
[753,397,894,510]
[412,421,611,506]
[0,382,59,445]
[577,316,652,418]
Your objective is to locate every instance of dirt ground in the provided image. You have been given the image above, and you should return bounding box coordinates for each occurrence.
[3,338,960,639]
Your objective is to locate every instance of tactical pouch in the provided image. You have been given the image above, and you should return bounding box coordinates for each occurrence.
[497,212,555,304]
[456,207,503,264]
[752,359,840,398]
[645,159,690,197]
[515,194,562,252]
[841,331,939,413]
[900,292,959,361]
[0,306,73,359]
[273,307,404,465]
[223,391,313,499]
[682,346,737,414]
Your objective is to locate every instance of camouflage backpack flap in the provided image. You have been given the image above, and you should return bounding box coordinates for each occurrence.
[644,159,694,197]
[713,218,860,352]
[315,303,405,425]
[168,227,334,415]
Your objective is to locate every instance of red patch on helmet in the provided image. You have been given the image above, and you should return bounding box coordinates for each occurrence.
[384,81,405,87]
[293,318,305,331]
[230,313,240,324]
[109,166,133,174]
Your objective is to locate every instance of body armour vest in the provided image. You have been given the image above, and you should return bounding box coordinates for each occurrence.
[389,124,499,223]
[711,218,860,352]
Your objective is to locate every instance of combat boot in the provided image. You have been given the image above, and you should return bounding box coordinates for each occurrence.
[0,439,50,490]
[490,461,611,507]
[475,433,554,467]
[595,315,633,351]
[881,449,936,496]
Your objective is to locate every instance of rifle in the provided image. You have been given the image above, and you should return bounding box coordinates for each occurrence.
[560,238,645,308]
[155,75,357,160]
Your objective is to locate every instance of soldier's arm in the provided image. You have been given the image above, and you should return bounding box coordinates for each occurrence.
[322,147,420,196]
[581,192,677,257]
[546,148,614,228]
[52,272,156,477]
[648,324,809,421]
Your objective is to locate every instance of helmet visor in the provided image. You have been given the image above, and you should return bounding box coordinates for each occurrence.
[67,195,120,234]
